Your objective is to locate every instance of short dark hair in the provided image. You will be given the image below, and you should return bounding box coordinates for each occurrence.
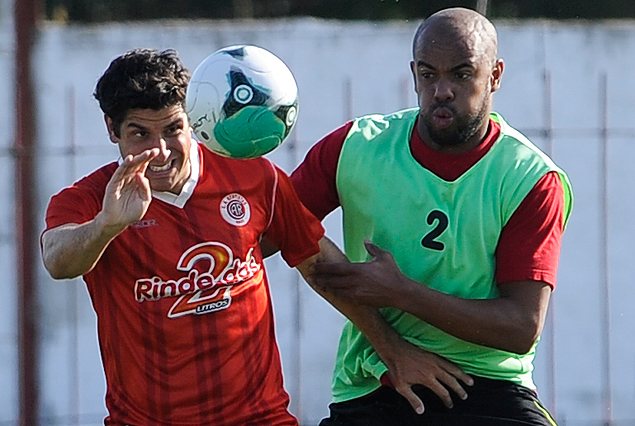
[94,48,191,136]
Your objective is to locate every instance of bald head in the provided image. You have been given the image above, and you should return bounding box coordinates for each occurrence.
[409,7,504,152]
[413,8,498,66]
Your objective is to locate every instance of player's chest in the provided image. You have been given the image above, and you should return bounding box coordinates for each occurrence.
[105,193,270,317]
[146,189,268,236]
[107,191,269,280]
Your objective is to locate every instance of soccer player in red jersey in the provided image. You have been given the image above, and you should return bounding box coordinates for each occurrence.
[291,8,572,426]
[41,48,352,426]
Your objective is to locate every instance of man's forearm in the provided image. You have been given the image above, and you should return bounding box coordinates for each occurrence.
[297,237,475,412]
[308,277,403,356]
[296,237,404,359]
[390,276,551,354]
[42,214,125,279]
[308,240,553,355]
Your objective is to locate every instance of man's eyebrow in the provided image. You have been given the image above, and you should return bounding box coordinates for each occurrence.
[124,122,147,131]
[416,60,436,69]
[450,62,475,72]
[416,60,475,71]
[164,117,185,129]
[125,117,184,130]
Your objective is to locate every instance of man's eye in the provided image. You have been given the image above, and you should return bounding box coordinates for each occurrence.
[165,126,181,136]
[456,72,471,80]
[420,72,434,79]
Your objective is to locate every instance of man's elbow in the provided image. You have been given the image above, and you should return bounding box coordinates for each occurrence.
[44,261,70,280]
[42,253,81,280]
[508,338,538,355]
[507,321,543,355]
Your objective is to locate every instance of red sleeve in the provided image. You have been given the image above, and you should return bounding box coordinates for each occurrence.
[44,165,113,231]
[290,121,354,220]
[495,171,565,288]
[265,165,325,267]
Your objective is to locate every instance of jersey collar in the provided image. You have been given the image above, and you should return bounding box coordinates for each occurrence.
[150,142,200,208]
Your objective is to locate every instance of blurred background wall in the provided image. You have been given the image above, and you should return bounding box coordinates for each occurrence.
[4,1,635,425]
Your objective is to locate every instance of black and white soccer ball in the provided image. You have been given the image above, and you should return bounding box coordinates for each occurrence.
[186,45,299,159]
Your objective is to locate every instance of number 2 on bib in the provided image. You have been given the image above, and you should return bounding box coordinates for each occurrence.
[421,210,448,251]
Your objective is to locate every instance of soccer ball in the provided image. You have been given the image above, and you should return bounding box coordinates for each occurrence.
[186,45,299,159]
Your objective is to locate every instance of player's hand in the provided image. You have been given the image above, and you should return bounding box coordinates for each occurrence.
[99,148,160,233]
[309,239,411,307]
[380,338,474,414]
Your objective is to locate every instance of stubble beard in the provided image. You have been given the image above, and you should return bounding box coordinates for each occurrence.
[423,93,491,148]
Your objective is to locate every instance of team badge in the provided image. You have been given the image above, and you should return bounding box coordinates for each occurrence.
[220,193,250,226]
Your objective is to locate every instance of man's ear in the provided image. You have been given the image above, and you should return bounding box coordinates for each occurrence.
[104,115,118,144]
[410,60,419,92]
[490,58,504,93]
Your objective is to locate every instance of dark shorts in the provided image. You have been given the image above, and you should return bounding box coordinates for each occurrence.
[319,376,557,426]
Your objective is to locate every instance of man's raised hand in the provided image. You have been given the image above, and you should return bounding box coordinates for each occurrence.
[99,148,160,233]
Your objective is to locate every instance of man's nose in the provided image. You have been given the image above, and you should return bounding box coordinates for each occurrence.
[151,136,171,159]
[433,79,454,102]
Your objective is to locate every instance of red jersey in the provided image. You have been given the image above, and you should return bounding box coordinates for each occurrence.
[45,144,324,426]
[291,118,565,288]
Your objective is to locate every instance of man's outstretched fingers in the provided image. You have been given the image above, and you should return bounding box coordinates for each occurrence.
[442,372,473,401]
[395,385,425,415]
[425,380,455,409]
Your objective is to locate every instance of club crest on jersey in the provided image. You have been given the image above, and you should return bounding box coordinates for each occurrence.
[134,242,262,318]
[220,193,250,226]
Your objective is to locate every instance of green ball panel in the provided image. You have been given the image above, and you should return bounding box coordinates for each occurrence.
[213,106,286,158]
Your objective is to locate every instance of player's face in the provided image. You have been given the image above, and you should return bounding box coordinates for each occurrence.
[108,105,193,194]
[410,32,503,151]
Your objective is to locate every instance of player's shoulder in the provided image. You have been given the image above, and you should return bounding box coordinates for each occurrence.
[199,142,279,181]
[491,112,536,147]
[492,113,553,160]
[84,162,118,184]
[57,162,116,197]
[48,162,116,214]
[354,107,419,123]
[304,121,354,160]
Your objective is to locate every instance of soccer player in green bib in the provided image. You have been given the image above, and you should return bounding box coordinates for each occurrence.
[292,7,572,426]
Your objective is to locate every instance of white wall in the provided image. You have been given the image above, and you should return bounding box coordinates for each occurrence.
[2,16,635,426]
